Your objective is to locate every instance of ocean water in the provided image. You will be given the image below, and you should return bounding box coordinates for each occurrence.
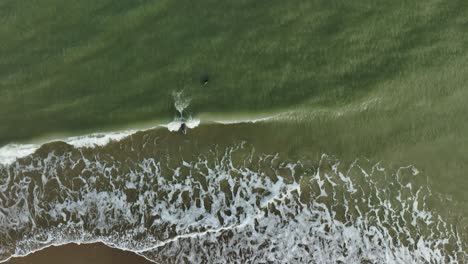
[0,124,466,263]
[2,2,468,262]
[1,90,468,263]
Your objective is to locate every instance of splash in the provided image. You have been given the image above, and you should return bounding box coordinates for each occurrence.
[173,91,191,116]
[169,91,200,133]
[166,118,200,132]
[0,143,465,263]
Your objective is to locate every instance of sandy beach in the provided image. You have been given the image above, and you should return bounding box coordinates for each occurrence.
[5,243,153,264]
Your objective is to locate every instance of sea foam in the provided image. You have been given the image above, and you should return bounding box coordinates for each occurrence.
[0,115,279,166]
[0,143,465,263]
[0,130,137,166]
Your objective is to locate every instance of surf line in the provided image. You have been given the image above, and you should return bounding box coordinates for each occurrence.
[0,113,284,166]
[0,91,284,165]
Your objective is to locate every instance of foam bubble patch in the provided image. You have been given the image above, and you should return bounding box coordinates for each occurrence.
[0,145,465,263]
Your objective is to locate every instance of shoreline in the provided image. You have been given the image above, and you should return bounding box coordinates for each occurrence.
[0,112,283,165]
[0,112,283,263]
[3,242,155,264]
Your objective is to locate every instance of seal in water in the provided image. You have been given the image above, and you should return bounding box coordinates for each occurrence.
[200,73,209,85]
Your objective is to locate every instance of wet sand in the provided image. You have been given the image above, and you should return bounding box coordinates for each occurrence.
[5,243,154,264]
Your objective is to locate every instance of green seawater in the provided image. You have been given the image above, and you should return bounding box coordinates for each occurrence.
[1,0,467,143]
[1,0,468,262]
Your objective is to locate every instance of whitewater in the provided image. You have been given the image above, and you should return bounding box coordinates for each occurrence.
[0,94,465,263]
[0,139,465,263]
[0,91,280,166]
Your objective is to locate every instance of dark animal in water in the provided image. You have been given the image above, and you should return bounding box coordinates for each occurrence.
[179,123,187,134]
[200,73,209,85]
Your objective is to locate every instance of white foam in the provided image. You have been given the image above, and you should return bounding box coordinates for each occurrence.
[0,146,464,263]
[64,130,137,148]
[0,88,280,165]
[0,114,278,166]
[165,117,201,132]
[0,130,137,166]
[211,114,281,125]
[0,144,39,165]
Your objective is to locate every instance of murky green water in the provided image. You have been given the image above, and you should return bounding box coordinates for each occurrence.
[2,0,468,263]
[1,120,467,263]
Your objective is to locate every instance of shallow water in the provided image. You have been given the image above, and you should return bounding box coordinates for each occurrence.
[0,124,466,263]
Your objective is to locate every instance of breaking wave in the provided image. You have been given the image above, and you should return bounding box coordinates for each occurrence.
[0,141,465,263]
[0,130,137,166]
[0,116,282,166]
